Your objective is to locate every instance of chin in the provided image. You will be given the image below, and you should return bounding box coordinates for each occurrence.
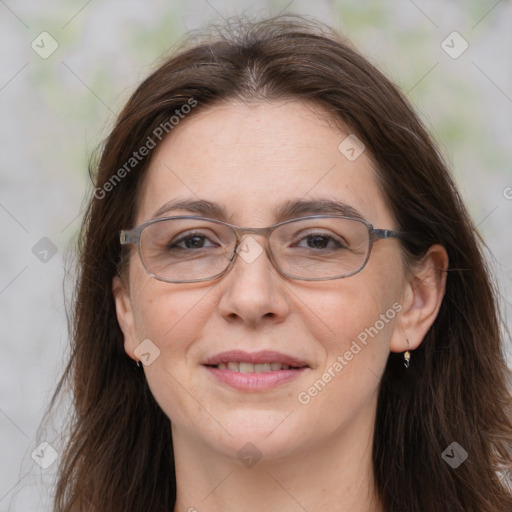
[202,408,311,462]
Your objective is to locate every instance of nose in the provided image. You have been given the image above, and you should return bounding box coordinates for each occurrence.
[217,235,290,327]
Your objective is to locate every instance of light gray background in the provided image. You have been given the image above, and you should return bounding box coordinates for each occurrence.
[1,1,511,510]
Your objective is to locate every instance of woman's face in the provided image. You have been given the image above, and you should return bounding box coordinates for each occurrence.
[114,100,413,462]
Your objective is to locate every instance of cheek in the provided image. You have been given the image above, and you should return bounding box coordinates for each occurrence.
[297,273,402,400]
[130,284,215,425]
[292,294,397,436]
[304,270,401,351]
[130,275,212,345]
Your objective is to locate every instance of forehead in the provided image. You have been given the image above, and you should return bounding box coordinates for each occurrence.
[135,100,394,228]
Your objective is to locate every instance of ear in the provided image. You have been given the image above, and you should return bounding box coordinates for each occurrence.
[112,275,138,362]
[390,244,449,353]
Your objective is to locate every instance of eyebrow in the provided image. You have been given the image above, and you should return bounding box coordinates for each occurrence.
[151,197,365,223]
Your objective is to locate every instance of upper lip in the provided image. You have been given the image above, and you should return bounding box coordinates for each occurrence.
[202,350,309,367]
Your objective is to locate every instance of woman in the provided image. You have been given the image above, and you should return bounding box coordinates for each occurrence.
[50,14,512,512]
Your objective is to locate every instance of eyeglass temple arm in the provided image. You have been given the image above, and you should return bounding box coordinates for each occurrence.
[372,229,417,241]
[120,229,141,245]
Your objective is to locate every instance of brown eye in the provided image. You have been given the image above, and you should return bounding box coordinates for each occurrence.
[169,232,219,250]
[301,234,342,249]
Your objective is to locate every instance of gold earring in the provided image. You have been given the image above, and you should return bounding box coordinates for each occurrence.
[403,338,411,368]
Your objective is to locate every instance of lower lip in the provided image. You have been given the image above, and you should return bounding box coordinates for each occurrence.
[204,366,308,391]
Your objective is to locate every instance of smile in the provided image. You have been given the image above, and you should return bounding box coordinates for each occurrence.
[212,362,300,372]
[202,350,309,391]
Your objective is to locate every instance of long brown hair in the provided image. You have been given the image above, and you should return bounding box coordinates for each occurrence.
[49,14,512,511]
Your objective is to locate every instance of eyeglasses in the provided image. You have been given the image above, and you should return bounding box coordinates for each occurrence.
[120,215,414,283]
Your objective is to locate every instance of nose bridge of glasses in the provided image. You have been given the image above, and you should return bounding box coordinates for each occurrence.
[230,225,273,249]
[226,224,277,270]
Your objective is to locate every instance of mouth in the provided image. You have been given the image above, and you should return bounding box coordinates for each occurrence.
[208,361,300,372]
[202,350,309,391]
[202,350,309,372]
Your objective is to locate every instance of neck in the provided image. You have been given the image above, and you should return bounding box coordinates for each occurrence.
[171,402,383,512]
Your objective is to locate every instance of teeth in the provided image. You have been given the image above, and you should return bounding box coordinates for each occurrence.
[239,362,255,373]
[216,362,296,372]
[227,362,239,372]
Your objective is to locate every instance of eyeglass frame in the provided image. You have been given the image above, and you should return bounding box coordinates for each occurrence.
[119,214,416,283]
